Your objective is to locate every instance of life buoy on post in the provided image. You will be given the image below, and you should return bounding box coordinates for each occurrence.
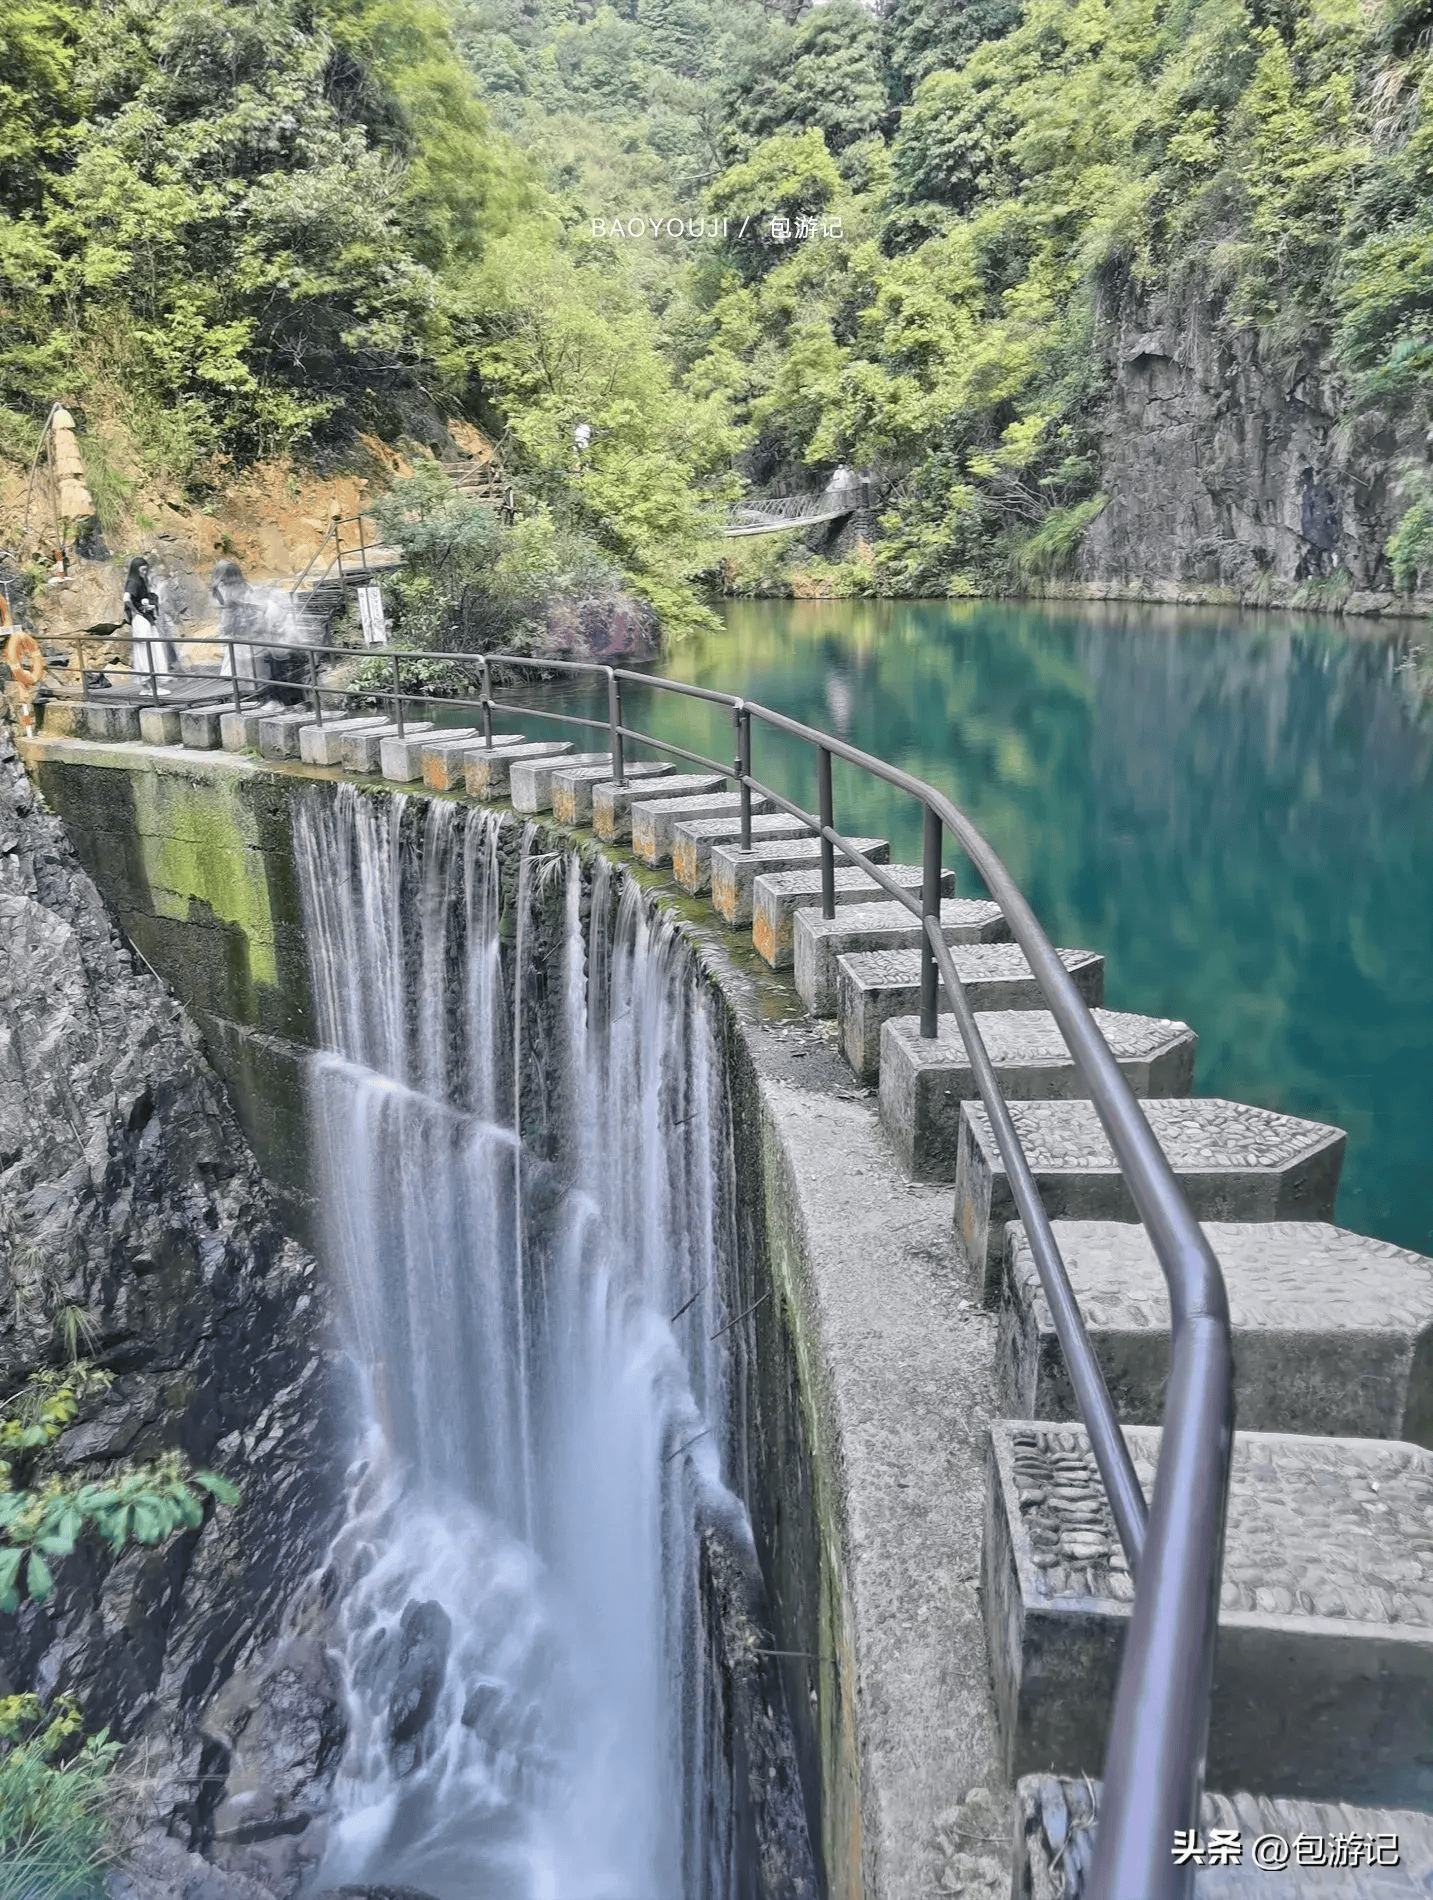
[4,625,46,693]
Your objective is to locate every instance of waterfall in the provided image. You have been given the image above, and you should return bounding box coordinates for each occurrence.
[293,784,749,1899]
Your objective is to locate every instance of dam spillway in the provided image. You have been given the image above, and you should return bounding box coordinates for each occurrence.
[291,783,781,1897]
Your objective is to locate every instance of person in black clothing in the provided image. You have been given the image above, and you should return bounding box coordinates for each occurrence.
[123,555,177,689]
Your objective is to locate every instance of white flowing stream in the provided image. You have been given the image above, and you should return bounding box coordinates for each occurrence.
[293,785,750,1899]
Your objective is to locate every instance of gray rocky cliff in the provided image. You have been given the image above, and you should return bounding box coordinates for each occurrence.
[1070,281,1433,618]
[0,728,345,1896]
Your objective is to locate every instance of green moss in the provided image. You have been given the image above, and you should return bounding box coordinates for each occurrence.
[131,773,279,988]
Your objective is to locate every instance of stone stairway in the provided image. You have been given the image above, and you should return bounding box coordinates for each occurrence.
[41,693,1433,1893]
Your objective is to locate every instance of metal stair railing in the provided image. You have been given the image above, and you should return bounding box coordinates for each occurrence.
[72,632,1233,1900]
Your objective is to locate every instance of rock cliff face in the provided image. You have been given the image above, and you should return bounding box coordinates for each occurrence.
[0,728,344,1896]
[1073,282,1431,617]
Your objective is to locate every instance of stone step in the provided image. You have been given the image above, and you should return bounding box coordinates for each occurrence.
[257,709,321,759]
[1014,1773,1433,1898]
[754,865,957,970]
[593,771,727,843]
[956,1097,1346,1303]
[380,726,513,784]
[710,836,892,928]
[344,720,435,774]
[985,1421,1433,1806]
[300,714,389,767]
[671,813,813,895]
[464,739,573,801]
[550,758,677,826]
[795,898,1012,1014]
[838,943,1105,1084]
[84,701,142,743]
[138,703,185,745]
[421,733,527,792]
[998,1220,1433,1445]
[220,701,288,751]
[882,1009,1197,1184]
[177,701,241,750]
[632,792,774,868]
[513,751,623,815]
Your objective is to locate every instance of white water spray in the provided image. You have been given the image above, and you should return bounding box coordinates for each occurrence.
[294,786,747,1899]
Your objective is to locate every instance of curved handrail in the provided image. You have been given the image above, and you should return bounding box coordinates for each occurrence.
[69,631,1232,1900]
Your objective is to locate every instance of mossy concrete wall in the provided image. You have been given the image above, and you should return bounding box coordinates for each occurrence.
[23,740,317,1239]
[23,734,1001,1900]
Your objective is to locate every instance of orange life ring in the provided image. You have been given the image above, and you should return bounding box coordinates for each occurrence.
[5,628,45,692]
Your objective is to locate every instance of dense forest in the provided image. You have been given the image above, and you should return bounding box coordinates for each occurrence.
[3,0,1432,630]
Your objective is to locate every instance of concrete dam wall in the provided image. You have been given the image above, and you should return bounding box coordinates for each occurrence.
[25,736,995,1900]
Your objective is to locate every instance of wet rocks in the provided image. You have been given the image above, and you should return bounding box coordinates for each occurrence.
[387,1599,453,1758]
[0,726,343,1892]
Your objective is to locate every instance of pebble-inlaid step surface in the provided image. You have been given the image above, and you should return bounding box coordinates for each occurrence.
[880,1009,1196,1184]
[985,1422,1433,1807]
[1014,1775,1433,1899]
[795,897,1012,1014]
[753,864,956,970]
[1000,1220,1433,1444]
[956,1097,1346,1303]
[838,942,1105,1084]
[671,811,812,894]
[710,835,892,927]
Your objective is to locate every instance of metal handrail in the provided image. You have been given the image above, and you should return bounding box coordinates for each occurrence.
[70,630,1232,1900]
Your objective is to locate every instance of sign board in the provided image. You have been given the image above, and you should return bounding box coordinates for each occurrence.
[357,584,388,647]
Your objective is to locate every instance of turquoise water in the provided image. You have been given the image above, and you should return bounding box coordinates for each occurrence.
[522,598,1433,1257]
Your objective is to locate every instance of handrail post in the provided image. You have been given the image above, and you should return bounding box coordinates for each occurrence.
[331,504,344,584]
[358,511,367,572]
[307,646,322,725]
[77,635,87,703]
[920,805,942,1038]
[391,649,404,738]
[607,668,625,785]
[734,703,752,850]
[817,743,835,919]
[480,657,494,748]
[228,641,242,715]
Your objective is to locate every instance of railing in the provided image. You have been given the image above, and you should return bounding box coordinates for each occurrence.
[287,510,392,606]
[66,632,1233,1900]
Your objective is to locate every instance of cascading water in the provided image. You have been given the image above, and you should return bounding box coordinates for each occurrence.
[293,783,757,1899]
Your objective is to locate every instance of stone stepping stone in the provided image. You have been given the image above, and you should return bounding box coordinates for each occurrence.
[710,836,891,928]
[955,1097,1346,1302]
[379,726,499,784]
[177,701,241,750]
[421,732,526,792]
[84,701,142,743]
[464,739,572,800]
[985,1421,1433,1805]
[592,771,727,843]
[838,943,1105,1084]
[138,704,185,745]
[550,758,677,826]
[671,813,813,894]
[753,864,955,970]
[257,709,323,759]
[999,1219,1433,1443]
[1014,1772,1433,1898]
[795,898,1011,1014]
[631,791,778,868]
[300,714,389,767]
[220,701,287,750]
[344,720,434,773]
[39,699,85,738]
[883,1009,1196,1184]
[512,750,617,814]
